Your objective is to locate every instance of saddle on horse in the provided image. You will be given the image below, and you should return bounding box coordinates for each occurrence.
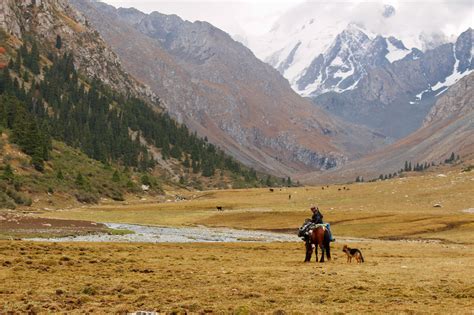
[298,219,328,239]
[298,219,334,242]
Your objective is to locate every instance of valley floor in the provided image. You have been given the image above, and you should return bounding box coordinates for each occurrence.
[1,167,473,313]
[1,240,473,313]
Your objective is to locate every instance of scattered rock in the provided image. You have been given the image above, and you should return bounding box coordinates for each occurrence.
[433,204,442,208]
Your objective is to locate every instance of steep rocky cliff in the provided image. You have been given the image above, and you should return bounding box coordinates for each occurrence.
[71,0,387,176]
[0,0,157,104]
[423,72,474,125]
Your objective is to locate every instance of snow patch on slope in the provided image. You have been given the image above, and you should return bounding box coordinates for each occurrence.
[432,46,473,92]
[385,39,410,63]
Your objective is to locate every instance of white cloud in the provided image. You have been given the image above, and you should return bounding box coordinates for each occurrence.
[100,0,473,43]
[100,0,305,37]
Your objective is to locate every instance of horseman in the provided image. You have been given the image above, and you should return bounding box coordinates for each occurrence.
[310,206,335,242]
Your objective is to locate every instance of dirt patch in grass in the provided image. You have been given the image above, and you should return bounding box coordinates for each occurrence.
[0,212,107,239]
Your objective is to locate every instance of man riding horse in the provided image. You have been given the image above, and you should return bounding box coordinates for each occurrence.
[298,205,334,262]
[310,206,335,242]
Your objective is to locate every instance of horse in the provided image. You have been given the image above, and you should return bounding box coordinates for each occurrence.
[298,222,331,263]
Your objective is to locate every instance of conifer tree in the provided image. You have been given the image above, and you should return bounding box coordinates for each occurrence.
[2,164,14,181]
[112,170,120,182]
[55,35,62,50]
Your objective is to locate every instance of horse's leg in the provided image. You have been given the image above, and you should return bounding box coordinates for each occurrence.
[320,245,325,263]
[314,245,318,262]
[304,242,311,262]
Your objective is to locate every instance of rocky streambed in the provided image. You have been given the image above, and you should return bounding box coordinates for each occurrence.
[28,223,300,243]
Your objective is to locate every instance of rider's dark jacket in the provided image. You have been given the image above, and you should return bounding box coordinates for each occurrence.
[311,211,323,224]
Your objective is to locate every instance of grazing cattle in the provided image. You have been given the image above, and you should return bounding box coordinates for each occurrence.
[216,206,223,211]
[288,194,292,200]
[322,187,324,190]
[338,188,341,191]
[269,188,274,192]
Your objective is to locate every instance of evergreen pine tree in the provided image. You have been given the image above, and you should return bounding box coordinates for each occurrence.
[75,173,85,187]
[55,35,62,50]
[2,164,14,181]
[56,169,64,180]
[31,148,44,172]
[112,170,120,182]
[265,175,272,187]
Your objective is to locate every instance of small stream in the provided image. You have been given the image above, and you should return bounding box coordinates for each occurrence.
[28,223,300,243]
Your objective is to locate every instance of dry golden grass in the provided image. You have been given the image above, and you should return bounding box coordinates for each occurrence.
[2,167,473,313]
[40,169,474,243]
[1,240,473,314]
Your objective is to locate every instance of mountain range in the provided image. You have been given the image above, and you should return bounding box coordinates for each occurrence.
[252,15,473,139]
[302,72,474,184]
[70,0,387,176]
[1,0,472,186]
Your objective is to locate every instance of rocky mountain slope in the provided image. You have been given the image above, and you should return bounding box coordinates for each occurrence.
[0,0,280,210]
[301,72,474,184]
[0,0,157,104]
[312,28,473,139]
[71,0,387,176]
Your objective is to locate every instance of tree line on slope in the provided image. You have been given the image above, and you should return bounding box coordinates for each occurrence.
[354,152,463,183]
[0,38,294,196]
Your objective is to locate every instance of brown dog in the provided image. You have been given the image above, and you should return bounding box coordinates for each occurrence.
[342,245,364,263]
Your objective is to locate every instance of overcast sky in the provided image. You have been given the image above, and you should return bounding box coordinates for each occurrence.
[100,0,304,36]
[100,0,474,39]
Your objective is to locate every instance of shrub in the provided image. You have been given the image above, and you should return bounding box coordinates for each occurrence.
[0,192,16,209]
[6,189,32,206]
[75,191,99,204]
[81,286,97,296]
[108,190,124,201]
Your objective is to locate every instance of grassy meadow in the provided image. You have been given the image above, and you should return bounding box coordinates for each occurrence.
[1,167,474,313]
[40,168,474,243]
[1,241,473,313]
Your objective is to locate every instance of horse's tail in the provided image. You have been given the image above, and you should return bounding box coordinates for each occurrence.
[323,228,331,244]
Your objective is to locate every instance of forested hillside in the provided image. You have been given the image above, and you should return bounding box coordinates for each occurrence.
[0,29,284,209]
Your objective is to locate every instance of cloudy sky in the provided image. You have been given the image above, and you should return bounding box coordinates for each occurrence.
[101,0,473,40]
[101,0,304,36]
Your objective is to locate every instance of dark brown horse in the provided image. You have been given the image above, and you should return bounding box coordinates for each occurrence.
[304,226,331,263]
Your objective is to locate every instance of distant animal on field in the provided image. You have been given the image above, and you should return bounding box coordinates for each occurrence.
[338,188,341,191]
[322,187,324,190]
[216,206,223,211]
[342,245,364,263]
[269,188,274,192]
[289,194,291,200]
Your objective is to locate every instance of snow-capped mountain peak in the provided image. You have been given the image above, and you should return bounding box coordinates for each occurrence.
[290,23,414,97]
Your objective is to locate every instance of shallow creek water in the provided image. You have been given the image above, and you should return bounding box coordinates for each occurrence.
[28,223,300,243]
